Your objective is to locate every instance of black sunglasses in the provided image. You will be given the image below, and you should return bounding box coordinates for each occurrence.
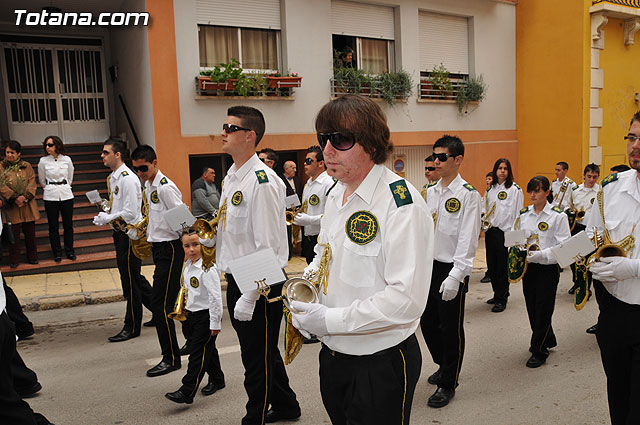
[317,132,357,151]
[223,123,252,133]
[304,158,316,165]
[425,166,436,171]
[46,143,55,148]
[132,164,149,173]
[432,153,457,162]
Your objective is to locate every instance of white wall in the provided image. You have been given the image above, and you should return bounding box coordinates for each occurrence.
[174,0,515,138]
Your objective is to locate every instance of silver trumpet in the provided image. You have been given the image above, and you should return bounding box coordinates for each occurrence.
[256,277,319,314]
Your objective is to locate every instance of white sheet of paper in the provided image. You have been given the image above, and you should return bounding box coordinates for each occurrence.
[85,190,102,204]
[285,194,301,209]
[504,229,527,247]
[228,248,287,294]
[164,204,196,232]
[550,231,596,268]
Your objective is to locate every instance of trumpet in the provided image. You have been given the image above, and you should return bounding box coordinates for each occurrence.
[286,200,308,226]
[194,215,219,239]
[256,277,320,313]
[168,284,187,321]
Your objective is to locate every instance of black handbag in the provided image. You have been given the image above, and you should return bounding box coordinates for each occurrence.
[1,208,15,246]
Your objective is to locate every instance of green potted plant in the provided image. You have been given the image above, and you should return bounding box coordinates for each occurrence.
[456,75,487,114]
[197,59,243,92]
[373,70,413,105]
[428,63,453,99]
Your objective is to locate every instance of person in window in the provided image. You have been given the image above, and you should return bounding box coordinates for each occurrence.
[191,166,220,220]
[339,46,354,68]
[37,136,75,262]
[0,140,40,268]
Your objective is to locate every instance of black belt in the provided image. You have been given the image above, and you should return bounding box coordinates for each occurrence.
[47,180,67,185]
[322,334,417,359]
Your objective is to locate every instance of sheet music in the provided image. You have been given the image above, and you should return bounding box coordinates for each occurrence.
[85,190,102,204]
[228,248,287,294]
[550,231,596,268]
[285,194,301,209]
[504,229,527,247]
[164,204,196,232]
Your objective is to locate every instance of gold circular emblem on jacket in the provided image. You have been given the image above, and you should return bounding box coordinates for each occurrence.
[497,191,507,200]
[345,210,379,245]
[114,186,119,195]
[150,190,159,204]
[309,194,320,206]
[538,222,549,231]
[231,191,243,206]
[190,276,199,288]
[445,197,461,213]
[590,198,595,204]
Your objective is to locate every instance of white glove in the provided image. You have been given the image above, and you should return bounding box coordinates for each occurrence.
[289,301,329,337]
[527,250,544,264]
[93,212,110,227]
[233,291,260,321]
[292,213,321,227]
[199,236,216,248]
[591,257,640,283]
[126,227,139,240]
[439,275,460,301]
[302,264,318,281]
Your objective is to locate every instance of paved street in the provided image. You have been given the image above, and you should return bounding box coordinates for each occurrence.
[16,269,610,425]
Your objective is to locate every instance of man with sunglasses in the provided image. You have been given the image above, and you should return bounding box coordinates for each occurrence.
[131,145,185,378]
[258,148,278,169]
[290,96,433,425]
[217,107,300,425]
[421,154,439,199]
[421,135,481,408]
[93,138,153,343]
[293,146,334,264]
[586,111,640,425]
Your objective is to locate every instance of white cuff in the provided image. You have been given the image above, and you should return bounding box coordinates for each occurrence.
[448,267,466,283]
[210,319,221,330]
[324,307,346,334]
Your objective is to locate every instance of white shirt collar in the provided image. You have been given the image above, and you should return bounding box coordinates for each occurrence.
[228,154,262,181]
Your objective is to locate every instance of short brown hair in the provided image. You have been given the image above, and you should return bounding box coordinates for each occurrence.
[314,95,392,164]
[43,135,65,155]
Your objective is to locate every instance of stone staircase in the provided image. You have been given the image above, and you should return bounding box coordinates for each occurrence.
[1,142,120,276]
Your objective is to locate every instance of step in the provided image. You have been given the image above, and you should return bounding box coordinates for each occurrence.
[20,142,104,155]
[5,236,114,259]
[25,224,113,241]
[0,251,118,276]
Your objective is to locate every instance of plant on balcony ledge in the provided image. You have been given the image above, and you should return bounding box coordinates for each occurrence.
[456,75,487,114]
[331,65,413,106]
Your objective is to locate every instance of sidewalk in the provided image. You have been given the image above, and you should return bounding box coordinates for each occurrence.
[8,243,488,311]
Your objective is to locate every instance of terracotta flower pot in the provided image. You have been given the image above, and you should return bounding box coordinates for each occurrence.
[267,76,302,89]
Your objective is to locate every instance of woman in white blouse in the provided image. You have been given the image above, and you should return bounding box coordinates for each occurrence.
[38,136,75,262]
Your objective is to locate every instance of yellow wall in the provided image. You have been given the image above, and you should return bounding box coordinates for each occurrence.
[516,0,591,185]
[598,17,640,172]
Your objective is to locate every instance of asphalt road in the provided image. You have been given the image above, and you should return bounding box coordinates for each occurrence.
[18,271,610,425]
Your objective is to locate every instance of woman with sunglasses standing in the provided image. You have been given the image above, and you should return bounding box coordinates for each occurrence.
[37,136,75,262]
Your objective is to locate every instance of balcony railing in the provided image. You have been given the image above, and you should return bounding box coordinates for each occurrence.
[329,79,409,104]
[418,76,469,101]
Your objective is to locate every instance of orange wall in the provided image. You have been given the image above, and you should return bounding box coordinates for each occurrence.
[516,0,590,185]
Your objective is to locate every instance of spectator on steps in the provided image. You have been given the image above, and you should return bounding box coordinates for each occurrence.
[38,136,75,262]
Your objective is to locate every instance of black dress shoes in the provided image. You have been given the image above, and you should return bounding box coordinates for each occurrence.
[201,381,225,396]
[568,286,576,295]
[143,319,155,327]
[179,343,189,356]
[586,324,598,334]
[147,360,180,377]
[427,387,455,408]
[108,329,139,343]
[28,259,38,265]
[264,408,302,423]
[491,303,506,313]
[54,256,62,263]
[67,253,76,261]
[480,274,491,283]
[486,297,495,305]
[526,354,546,368]
[427,368,442,385]
[17,382,42,398]
[165,390,193,404]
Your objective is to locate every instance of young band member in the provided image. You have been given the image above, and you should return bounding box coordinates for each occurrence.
[291,95,433,425]
[551,161,577,209]
[587,111,640,425]
[292,145,334,264]
[567,163,600,296]
[421,135,481,408]
[481,171,494,284]
[165,229,224,404]
[483,159,523,312]
[131,146,185,377]
[216,106,300,425]
[93,139,153,342]
[516,176,570,368]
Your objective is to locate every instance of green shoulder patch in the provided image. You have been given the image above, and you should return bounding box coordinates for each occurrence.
[389,180,413,207]
[160,177,168,185]
[255,170,269,184]
[572,185,579,191]
[514,183,521,190]
[121,171,129,177]
[552,206,563,213]
[463,183,477,192]
[520,206,529,215]
[427,180,438,188]
[601,173,618,188]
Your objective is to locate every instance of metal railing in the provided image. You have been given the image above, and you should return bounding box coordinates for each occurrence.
[329,79,407,101]
[418,76,468,101]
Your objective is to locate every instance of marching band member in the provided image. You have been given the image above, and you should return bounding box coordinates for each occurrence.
[551,161,577,209]
[93,139,153,342]
[481,172,494,284]
[516,176,570,368]
[586,111,640,425]
[420,154,439,200]
[483,158,523,312]
[131,146,185,377]
[290,95,433,424]
[421,135,481,408]
[165,229,224,404]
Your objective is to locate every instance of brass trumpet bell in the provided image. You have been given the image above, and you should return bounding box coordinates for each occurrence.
[168,286,187,322]
[194,216,218,239]
[281,278,319,313]
[594,243,626,261]
[285,210,297,226]
[527,243,540,256]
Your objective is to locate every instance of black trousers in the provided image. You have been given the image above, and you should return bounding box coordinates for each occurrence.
[420,260,467,390]
[113,231,153,335]
[179,309,225,398]
[151,240,184,366]
[8,221,37,264]
[3,278,34,338]
[594,280,640,425]
[226,274,299,425]
[11,345,39,396]
[43,198,74,256]
[0,312,37,425]
[319,334,421,425]
[301,234,318,265]
[485,227,510,304]
[522,263,559,358]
